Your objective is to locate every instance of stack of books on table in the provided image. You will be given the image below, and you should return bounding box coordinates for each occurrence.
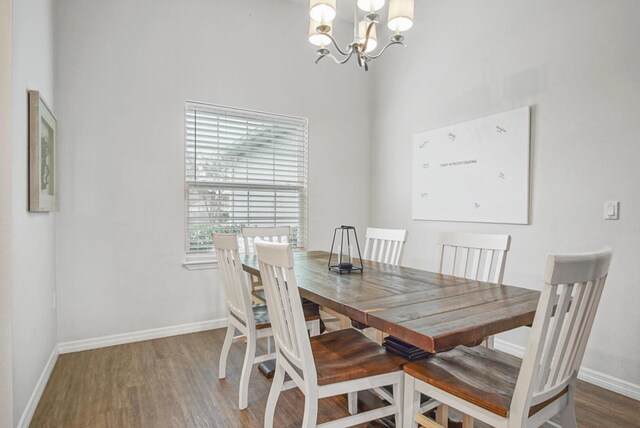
[382,336,432,361]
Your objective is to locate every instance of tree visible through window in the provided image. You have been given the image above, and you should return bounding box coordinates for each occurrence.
[185,102,308,255]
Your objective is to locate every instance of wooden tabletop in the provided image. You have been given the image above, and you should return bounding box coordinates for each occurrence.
[242,251,540,354]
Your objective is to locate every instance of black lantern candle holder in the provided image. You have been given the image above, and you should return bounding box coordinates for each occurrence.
[328,225,363,274]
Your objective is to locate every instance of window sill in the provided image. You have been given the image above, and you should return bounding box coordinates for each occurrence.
[183,247,307,271]
[183,257,218,271]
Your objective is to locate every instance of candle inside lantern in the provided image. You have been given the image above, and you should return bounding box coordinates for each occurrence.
[328,225,363,274]
[337,243,353,270]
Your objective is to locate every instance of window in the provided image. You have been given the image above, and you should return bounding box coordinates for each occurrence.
[185,102,308,258]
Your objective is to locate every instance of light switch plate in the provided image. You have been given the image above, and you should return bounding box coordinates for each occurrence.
[604,201,619,220]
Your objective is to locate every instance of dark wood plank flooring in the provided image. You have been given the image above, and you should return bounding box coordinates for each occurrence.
[30,328,640,427]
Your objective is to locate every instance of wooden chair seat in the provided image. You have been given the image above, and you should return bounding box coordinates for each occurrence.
[310,329,407,386]
[404,346,567,418]
[252,303,320,330]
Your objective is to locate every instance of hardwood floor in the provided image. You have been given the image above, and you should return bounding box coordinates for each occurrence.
[30,328,640,427]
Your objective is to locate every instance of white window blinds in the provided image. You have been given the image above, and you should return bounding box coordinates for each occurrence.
[185,102,308,254]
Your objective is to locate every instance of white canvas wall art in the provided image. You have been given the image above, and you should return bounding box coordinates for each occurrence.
[412,106,530,224]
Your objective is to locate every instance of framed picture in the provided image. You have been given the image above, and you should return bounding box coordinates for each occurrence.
[28,90,58,212]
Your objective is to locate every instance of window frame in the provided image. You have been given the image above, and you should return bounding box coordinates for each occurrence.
[183,101,309,269]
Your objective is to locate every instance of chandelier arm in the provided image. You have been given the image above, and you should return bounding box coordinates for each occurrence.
[365,41,406,59]
[321,33,353,57]
[315,54,328,64]
[317,50,355,65]
[336,50,355,64]
[362,21,375,54]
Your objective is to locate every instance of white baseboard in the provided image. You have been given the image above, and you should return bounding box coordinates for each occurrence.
[58,318,228,354]
[16,348,58,428]
[494,338,640,401]
[578,366,640,401]
[494,338,527,358]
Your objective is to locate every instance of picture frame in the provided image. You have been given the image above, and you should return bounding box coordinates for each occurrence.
[28,90,58,212]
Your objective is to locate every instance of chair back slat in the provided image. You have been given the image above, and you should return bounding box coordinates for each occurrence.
[382,241,389,263]
[254,239,316,382]
[437,233,511,284]
[569,275,606,378]
[546,281,587,387]
[511,247,612,421]
[481,250,495,282]
[274,264,299,357]
[458,248,469,277]
[389,241,401,264]
[363,227,407,266]
[470,249,482,279]
[495,250,508,284]
[536,282,574,391]
[242,226,291,255]
[212,233,254,329]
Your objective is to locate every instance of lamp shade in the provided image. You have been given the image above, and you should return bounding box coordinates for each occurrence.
[309,0,336,23]
[387,0,414,32]
[309,19,333,47]
[358,21,378,53]
[357,0,385,13]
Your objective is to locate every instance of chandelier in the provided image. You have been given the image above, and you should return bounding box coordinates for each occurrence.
[308,0,415,71]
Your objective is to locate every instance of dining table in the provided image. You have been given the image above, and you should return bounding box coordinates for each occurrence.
[242,250,540,427]
[242,250,540,354]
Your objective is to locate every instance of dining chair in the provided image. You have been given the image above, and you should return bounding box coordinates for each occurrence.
[242,225,291,254]
[242,226,291,303]
[437,232,511,349]
[255,239,407,428]
[363,227,408,265]
[403,247,613,428]
[213,233,321,410]
[437,232,511,284]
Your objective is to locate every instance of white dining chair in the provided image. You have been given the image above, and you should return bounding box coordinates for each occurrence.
[437,232,511,284]
[255,239,407,428]
[242,225,291,254]
[437,232,511,349]
[403,247,613,428]
[363,227,408,265]
[242,226,291,303]
[213,233,321,410]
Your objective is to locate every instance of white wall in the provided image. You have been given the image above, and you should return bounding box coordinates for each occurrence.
[11,0,58,424]
[55,0,372,343]
[0,0,14,425]
[372,0,640,386]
